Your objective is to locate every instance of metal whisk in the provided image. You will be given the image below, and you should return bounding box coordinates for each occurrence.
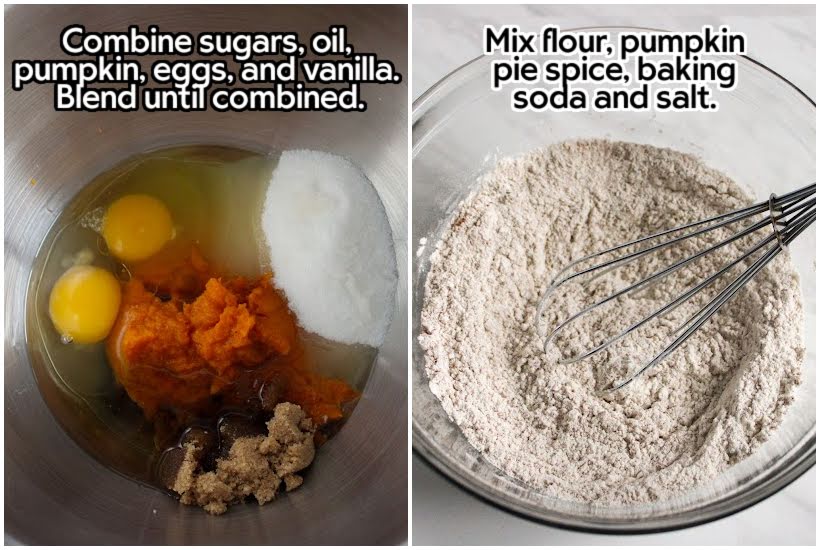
[536,183,816,392]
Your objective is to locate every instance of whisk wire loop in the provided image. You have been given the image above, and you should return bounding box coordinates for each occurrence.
[538,183,816,392]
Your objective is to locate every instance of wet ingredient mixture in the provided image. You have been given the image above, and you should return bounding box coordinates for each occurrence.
[419,140,805,504]
[107,244,356,427]
[30,146,389,515]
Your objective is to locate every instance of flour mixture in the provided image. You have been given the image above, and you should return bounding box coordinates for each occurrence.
[419,140,805,504]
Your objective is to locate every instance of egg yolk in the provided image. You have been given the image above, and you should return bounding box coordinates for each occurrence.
[103,194,174,262]
[49,265,122,344]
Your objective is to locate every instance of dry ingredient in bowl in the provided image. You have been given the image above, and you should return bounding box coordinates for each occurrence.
[164,403,315,515]
[419,140,805,504]
[262,150,398,347]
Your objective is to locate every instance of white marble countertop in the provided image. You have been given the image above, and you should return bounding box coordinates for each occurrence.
[411,4,816,545]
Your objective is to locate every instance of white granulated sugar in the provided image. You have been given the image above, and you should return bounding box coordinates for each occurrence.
[419,140,805,504]
[262,150,397,347]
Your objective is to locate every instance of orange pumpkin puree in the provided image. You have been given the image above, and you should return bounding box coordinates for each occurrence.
[105,246,358,428]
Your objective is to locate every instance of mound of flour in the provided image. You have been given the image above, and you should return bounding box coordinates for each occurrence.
[419,140,804,504]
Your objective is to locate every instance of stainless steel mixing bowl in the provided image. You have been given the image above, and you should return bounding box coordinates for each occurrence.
[5,5,407,544]
[412,29,815,533]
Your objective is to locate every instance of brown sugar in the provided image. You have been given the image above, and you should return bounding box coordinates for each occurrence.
[169,402,315,515]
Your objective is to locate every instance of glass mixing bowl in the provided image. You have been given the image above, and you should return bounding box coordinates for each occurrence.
[412,27,815,533]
